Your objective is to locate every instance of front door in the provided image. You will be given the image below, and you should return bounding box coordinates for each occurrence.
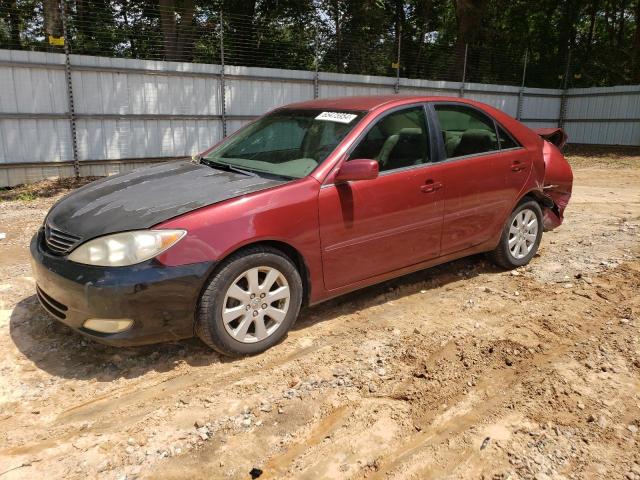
[318,105,444,290]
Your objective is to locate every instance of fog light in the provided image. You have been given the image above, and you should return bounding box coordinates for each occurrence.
[83,318,133,333]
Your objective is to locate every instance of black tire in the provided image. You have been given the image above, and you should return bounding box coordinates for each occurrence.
[195,246,302,356]
[490,199,543,269]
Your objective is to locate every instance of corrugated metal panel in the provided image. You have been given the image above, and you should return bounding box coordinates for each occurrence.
[0,160,177,187]
[522,120,559,129]
[563,86,640,144]
[226,78,313,115]
[1,50,638,186]
[465,93,519,117]
[319,72,396,97]
[0,118,71,163]
[522,95,561,121]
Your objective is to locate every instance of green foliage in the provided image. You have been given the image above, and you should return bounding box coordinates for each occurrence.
[0,0,637,87]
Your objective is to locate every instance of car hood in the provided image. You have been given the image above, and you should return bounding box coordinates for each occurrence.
[45,161,287,241]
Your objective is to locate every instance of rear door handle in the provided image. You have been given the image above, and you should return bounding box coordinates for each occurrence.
[420,180,443,193]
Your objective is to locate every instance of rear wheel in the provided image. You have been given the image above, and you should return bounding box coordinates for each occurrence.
[490,200,543,269]
[196,246,302,356]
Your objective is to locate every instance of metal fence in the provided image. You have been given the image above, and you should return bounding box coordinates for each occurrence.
[0,4,563,88]
[0,48,639,187]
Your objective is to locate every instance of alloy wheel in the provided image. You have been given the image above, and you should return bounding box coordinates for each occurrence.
[508,208,538,259]
[221,266,290,343]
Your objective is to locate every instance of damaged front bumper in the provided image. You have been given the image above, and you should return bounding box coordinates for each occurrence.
[30,229,214,346]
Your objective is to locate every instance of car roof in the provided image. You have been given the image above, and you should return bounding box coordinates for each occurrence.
[282,95,469,112]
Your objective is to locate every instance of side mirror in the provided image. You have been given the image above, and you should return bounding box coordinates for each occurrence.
[335,159,379,183]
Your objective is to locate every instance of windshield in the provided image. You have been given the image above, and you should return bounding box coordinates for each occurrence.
[205,109,366,179]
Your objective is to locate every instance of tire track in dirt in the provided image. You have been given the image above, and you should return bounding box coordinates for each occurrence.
[260,405,353,479]
[2,164,639,479]
[364,263,639,479]
[1,340,340,459]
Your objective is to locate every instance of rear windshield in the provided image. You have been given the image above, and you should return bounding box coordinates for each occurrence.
[205,109,365,178]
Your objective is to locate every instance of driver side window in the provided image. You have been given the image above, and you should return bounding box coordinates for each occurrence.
[348,107,430,172]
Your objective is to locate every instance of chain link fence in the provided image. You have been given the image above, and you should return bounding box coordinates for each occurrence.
[0,2,573,89]
[1,2,638,186]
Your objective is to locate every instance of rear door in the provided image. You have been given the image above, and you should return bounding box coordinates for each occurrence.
[318,105,444,290]
[429,103,529,256]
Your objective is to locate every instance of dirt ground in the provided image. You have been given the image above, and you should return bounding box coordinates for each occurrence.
[0,149,639,480]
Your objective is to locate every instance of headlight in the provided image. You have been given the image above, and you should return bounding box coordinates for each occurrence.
[68,230,186,266]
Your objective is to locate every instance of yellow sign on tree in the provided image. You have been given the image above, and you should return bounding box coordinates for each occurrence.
[48,36,65,46]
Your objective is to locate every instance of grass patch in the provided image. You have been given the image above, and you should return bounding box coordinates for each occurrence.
[0,176,102,202]
[15,192,38,202]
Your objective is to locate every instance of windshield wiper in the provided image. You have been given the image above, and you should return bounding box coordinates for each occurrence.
[198,157,256,177]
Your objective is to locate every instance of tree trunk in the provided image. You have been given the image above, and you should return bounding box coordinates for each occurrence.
[412,0,433,79]
[451,0,487,80]
[5,0,20,47]
[632,0,640,82]
[223,0,257,66]
[158,0,178,60]
[75,0,92,53]
[586,0,599,56]
[618,0,627,47]
[558,0,581,80]
[43,0,63,40]
[175,0,195,61]
[333,0,342,72]
[394,0,405,72]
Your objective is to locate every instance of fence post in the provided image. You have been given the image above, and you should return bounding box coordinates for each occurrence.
[516,50,528,121]
[60,0,79,180]
[558,47,571,129]
[394,25,401,94]
[459,43,468,97]
[219,12,227,138]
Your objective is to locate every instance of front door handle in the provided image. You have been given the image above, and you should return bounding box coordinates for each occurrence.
[511,160,525,172]
[420,180,443,193]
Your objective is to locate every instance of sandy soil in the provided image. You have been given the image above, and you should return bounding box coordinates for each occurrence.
[0,152,639,480]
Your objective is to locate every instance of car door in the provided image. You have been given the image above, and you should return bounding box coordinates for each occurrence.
[429,102,530,256]
[318,105,444,290]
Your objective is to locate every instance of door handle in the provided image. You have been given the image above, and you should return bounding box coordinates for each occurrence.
[420,180,442,193]
[511,160,525,172]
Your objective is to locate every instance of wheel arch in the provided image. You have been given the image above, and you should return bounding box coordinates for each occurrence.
[198,239,312,311]
[515,189,553,210]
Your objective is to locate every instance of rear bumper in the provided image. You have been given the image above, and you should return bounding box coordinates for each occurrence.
[542,190,572,231]
[30,229,214,346]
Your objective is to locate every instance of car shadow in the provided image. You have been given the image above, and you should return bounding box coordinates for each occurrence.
[9,297,225,382]
[10,254,501,381]
[292,254,500,332]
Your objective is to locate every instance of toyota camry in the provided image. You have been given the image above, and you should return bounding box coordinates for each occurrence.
[31,96,573,356]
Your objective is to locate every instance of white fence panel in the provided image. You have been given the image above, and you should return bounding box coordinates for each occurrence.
[319,72,396,98]
[565,85,640,145]
[226,66,314,117]
[0,49,638,186]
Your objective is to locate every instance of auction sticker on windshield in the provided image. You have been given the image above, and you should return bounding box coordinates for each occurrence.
[315,111,358,124]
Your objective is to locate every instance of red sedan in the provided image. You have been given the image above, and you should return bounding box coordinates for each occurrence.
[31,96,573,356]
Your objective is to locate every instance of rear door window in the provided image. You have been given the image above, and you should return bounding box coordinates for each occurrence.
[435,105,499,159]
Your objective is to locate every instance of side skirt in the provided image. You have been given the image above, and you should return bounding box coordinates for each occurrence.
[309,236,500,306]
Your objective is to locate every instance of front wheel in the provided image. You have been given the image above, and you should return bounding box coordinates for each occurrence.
[196,246,303,356]
[490,200,543,269]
